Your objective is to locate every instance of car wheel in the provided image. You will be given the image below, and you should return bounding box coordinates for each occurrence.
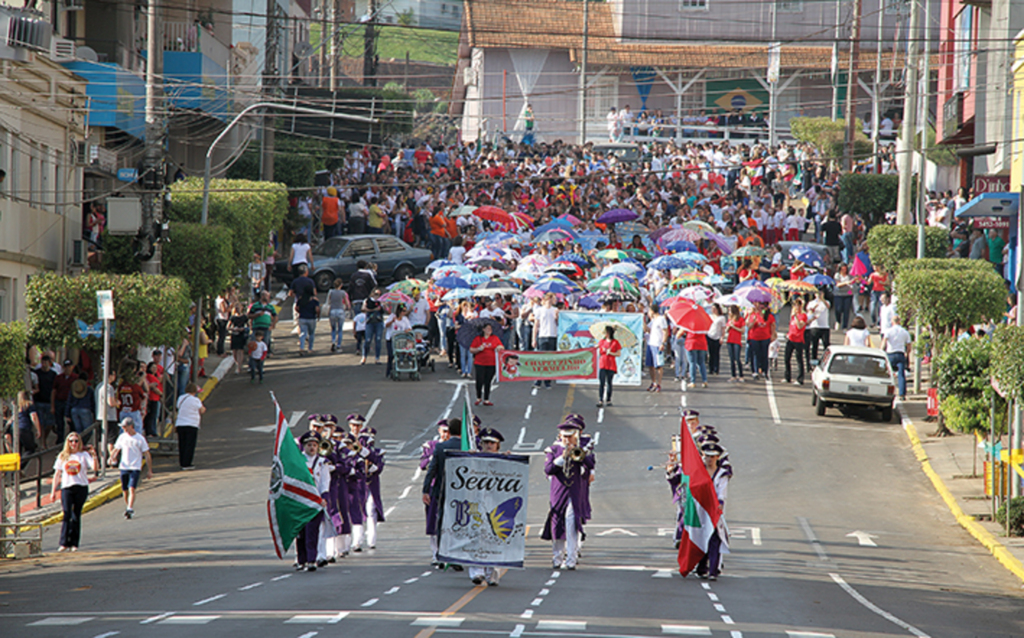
[314,271,334,292]
[815,395,826,416]
[393,265,414,281]
[881,406,894,423]
[811,391,817,406]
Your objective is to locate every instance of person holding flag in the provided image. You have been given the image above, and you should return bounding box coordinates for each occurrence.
[674,415,729,579]
[422,416,465,570]
[694,442,730,580]
[267,395,327,571]
[419,420,450,562]
[468,427,505,587]
[295,431,331,571]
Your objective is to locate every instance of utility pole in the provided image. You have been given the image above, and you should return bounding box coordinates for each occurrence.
[578,0,589,145]
[141,0,163,274]
[261,0,280,182]
[871,0,884,172]
[831,0,841,120]
[318,0,327,85]
[895,0,921,225]
[363,0,377,87]
[768,0,779,148]
[329,0,339,91]
[842,0,863,171]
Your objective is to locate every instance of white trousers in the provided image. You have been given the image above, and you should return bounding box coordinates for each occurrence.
[468,566,497,583]
[551,501,578,568]
[430,534,438,560]
[351,495,377,549]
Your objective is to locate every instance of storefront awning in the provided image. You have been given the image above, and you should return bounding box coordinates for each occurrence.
[955,192,1019,218]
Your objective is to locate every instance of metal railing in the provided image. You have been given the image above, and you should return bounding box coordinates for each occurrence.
[162,21,230,70]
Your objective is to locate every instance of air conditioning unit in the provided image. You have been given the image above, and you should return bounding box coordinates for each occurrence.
[6,14,48,50]
[50,37,74,61]
[463,66,477,86]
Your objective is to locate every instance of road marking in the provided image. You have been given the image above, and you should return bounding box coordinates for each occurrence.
[752,527,762,545]
[140,612,175,624]
[364,398,382,426]
[551,571,560,578]
[764,377,782,424]
[787,632,836,638]
[520,610,534,619]
[91,632,120,638]
[413,575,489,638]
[530,597,544,606]
[798,516,829,561]
[246,425,277,433]
[700,582,711,590]
[421,571,433,577]
[413,617,465,627]
[829,573,931,637]
[536,620,587,631]
[413,467,423,481]
[384,506,396,517]
[510,624,526,637]
[286,613,348,624]
[272,574,292,581]
[680,394,687,408]
[290,411,307,428]
[193,594,226,606]
[361,598,379,607]
[385,586,400,595]
[707,593,719,602]
[563,383,576,413]
[238,582,263,591]
[532,387,538,396]
[545,579,556,585]
[597,528,638,536]
[405,577,419,584]
[731,632,744,638]
[538,588,550,596]
[713,603,726,612]
[158,616,220,625]
[652,569,674,578]
[658,527,676,537]
[399,485,413,499]
[29,617,94,626]
[721,615,735,624]
[846,530,879,546]
[524,405,532,419]
[513,426,544,452]
[661,626,712,636]
[592,431,601,447]
[597,407,605,423]
[295,633,318,638]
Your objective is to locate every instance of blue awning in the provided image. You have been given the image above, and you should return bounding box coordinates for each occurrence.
[955,192,1019,218]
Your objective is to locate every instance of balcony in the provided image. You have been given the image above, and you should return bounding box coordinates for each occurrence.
[158,22,231,120]
[62,60,146,140]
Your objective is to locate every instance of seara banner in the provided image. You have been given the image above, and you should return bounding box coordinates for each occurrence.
[496,348,598,382]
[437,452,530,568]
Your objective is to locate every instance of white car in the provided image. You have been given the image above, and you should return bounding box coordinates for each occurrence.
[811,346,897,422]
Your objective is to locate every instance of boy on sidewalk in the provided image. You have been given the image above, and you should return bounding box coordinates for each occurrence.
[249,330,268,384]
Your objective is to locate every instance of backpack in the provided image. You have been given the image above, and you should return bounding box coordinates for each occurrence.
[348,271,373,301]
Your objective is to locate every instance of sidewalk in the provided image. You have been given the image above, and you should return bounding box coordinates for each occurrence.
[897,396,1024,583]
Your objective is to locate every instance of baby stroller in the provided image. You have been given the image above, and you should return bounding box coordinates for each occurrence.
[391,330,421,381]
[411,324,436,374]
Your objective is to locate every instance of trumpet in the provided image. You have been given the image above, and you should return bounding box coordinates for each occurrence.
[318,439,334,457]
[567,446,586,462]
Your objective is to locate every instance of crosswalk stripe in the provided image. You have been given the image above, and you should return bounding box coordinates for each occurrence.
[411,616,465,627]
[661,625,712,636]
[286,613,348,624]
[536,620,587,631]
[158,615,220,625]
[28,617,94,626]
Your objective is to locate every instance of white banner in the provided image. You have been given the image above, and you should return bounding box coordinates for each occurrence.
[437,452,530,568]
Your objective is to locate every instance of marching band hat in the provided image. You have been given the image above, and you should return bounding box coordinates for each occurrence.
[682,409,700,419]
[479,427,504,443]
[557,420,583,431]
[565,413,586,428]
[472,415,481,427]
[324,414,338,424]
[347,413,366,425]
[436,419,449,429]
[299,431,320,445]
[701,443,724,457]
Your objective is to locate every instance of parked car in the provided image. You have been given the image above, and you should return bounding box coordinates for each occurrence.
[811,345,897,422]
[276,235,432,292]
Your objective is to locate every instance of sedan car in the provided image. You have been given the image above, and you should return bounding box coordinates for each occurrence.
[276,235,433,292]
[811,345,897,422]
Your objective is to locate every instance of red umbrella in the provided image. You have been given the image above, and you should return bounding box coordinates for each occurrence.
[666,299,713,333]
[474,205,514,226]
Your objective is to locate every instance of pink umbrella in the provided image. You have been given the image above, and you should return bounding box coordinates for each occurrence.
[850,254,870,277]
[658,228,703,246]
[557,213,583,226]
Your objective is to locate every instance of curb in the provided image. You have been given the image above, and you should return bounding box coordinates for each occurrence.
[33,480,124,529]
[899,405,1024,584]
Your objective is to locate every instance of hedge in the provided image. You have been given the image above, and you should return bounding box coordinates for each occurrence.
[991,325,1024,401]
[865,226,948,274]
[163,222,235,301]
[894,260,1007,332]
[0,321,27,399]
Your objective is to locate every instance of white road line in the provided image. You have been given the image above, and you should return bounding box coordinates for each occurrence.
[661,626,712,636]
[91,632,120,638]
[413,467,423,481]
[530,598,544,606]
[652,569,673,578]
[158,616,220,625]
[289,411,307,429]
[798,516,829,561]
[238,582,263,591]
[707,593,719,602]
[700,582,711,590]
[532,387,538,396]
[361,598,379,607]
[829,573,932,637]
[404,577,419,584]
[765,377,782,424]
[140,612,175,625]
[731,632,744,638]
[544,579,556,586]
[713,603,726,612]
[538,588,550,596]
[384,586,400,595]
[412,617,465,627]
[286,613,348,624]
[536,620,587,631]
[272,574,292,581]
[421,571,433,577]
[510,624,526,637]
[721,615,735,624]
[193,594,226,606]
[751,527,762,546]
[384,506,396,517]
[551,571,560,578]
[520,610,534,619]
[597,408,605,423]
[28,617,94,626]
[364,398,382,426]
[295,633,319,638]
[524,405,532,419]
[787,632,836,638]
[399,485,413,499]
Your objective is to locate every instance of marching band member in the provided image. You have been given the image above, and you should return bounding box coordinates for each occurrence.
[324,419,352,563]
[296,431,330,572]
[541,419,594,570]
[565,414,595,561]
[420,419,450,561]
[696,442,730,580]
[469,427,505,587]
[422,417,465,571]
[356,426,386,550]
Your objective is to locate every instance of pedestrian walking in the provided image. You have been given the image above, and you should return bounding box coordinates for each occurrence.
[784,298,808,385]
[109,417,153,519]
[249,330,268,383]
[881,314,911,401]
[175,383,205,470]
[725,306,745,382]
[707,304,726,376]
[596,325,621,407]
[362,288,385,365]
[470,322,503,406]
[328,279,352,353]
[50,432,98,551]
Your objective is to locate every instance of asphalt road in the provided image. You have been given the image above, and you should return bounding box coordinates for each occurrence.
[2,316,1023,638]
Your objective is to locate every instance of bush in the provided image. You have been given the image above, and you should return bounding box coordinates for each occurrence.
[865,226,948,274]
[163,222,235,300]
[894,262,1007,332]
[95,232,142,274]
[790,117,872,161]
[0,321,27,400]
[934,337,1006,435]
[837,173,902,227]
[990,325,1024,401]
[995,496,1024,537]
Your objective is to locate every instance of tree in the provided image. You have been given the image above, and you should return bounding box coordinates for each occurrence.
[95,232,141,274]
[894,261,1006,333]
[169,178,289,275]
[933,337,1006,435]
[24,273,192,362]
[991,325,1024,402]
[163,222,235,301]
[865,225,948,274]
[790,117,872,162]
[836,173,903,227]
[0,322,27,400]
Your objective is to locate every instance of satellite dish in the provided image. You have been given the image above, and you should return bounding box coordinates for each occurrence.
[76,46,98,61]
[295,42,313,58]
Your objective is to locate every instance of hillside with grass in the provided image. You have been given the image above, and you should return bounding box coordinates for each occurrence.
[310,24,459,66]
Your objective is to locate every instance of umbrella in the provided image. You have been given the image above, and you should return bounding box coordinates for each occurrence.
[511,212,535,230]
[508,268,543,283]
[596,249,631,261]
[443,288,476,301]
[378,290,414,312]
[456,318,505,351]
[597,208,638,224]
[683,220,717,235]
[602,262,644,278]
[774,280,818,294]
[670,272,708,287]
[434,276,472,289]
[615,221,650,237]
[624,248,653,260]
[713,293,753,309]
[533,219,577,236]
[658,228,703,244]
[804,274,836,286]
[473,282,520,297]
[449,205,477,217]
[705,274,730,285]
[789,245,825,269]
[466,258,510,271]
[733,245,769,258]
[464,272,490,286]
[663,240,700,253]
[432,265,472,280]
[704,233,734,255]
[534,229,576,243]
[557,253,591,267]
[546,261,585,277]
[558,213,583,225]
[733,285,774,304]
[473,205,513,226]
[666,299,713,333]
[427,259,456,271]
[765,277,785,288]
[676,251,709,263]
[476,231,517,244]
[586,276,640,297]
[649,255,688,270]
[387,279,426,295]
[520,254,551,268]
[577,294,603,309]
[850,253,871,277]
[588,321,639,348]
[676,286,716,303]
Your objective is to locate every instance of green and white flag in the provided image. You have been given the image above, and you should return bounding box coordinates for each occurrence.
[268,394,322,558]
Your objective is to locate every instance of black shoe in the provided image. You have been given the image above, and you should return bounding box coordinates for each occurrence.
[708,574,718,581]
[487,579,499,587]
[328,557,336,564]
[596,401,603,407]
[125,509,133,520]
[605,401,613,406]
[353,547,362,553]
[566,565,576,571]
[316,559,328,568]
[472,576,484,585]
[449,564,464,572]
[697,571,708,579]
[304,564,317,572]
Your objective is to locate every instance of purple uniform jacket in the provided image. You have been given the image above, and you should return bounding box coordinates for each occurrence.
[420,440,440,535]
[343,447,368,526]
[541,443,595,541]
[325,446,353,535]
[364,445,386,522]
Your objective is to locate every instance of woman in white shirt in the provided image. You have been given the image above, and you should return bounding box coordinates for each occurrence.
[844,315,871,347]
[176,382,206,470]
[288,233,314,272]
[384,304,413,378]
[707,304,728,376]
[50,432,98,551]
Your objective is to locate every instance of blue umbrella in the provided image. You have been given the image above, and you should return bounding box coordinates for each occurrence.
[577,293,603,309]
[705,274,730,286]
[427,259,456,271]
[434,276,472,289]
[804,274,836,286]
[676,251,708,263]
[597,208,638,224]
[528,280,576,295]
[532,219,576,237]
[648,255,687,270]
[442,288,476,301]
[663,240,700,253]
[557,253,591,267]
[533,229,578,243]
[465,273,490,286]
[789,245,825,269]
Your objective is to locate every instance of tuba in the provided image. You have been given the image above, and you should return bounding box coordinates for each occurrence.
[318,439,334,457]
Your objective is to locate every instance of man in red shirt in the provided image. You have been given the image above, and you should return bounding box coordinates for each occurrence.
[52,360,79,444]
[784,298,808,385]
[117,374,147,438]
[322,187,341,238]
[868,266,888,326]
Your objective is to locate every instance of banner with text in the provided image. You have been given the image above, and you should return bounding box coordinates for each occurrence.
[557,311,644,386]
[437,452,530,568]
[496,348,597,382]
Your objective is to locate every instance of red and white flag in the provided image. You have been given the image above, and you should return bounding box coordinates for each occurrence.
[676,418,723,576]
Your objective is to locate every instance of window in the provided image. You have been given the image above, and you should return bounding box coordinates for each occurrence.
[828,355,891,379]
[776,0,803,13]
[885,0,910,15]
[375,237,405,253]
[343,238,376,257]
[317,237,348,257]
[679,0,707,9]
[955,8,973,92]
